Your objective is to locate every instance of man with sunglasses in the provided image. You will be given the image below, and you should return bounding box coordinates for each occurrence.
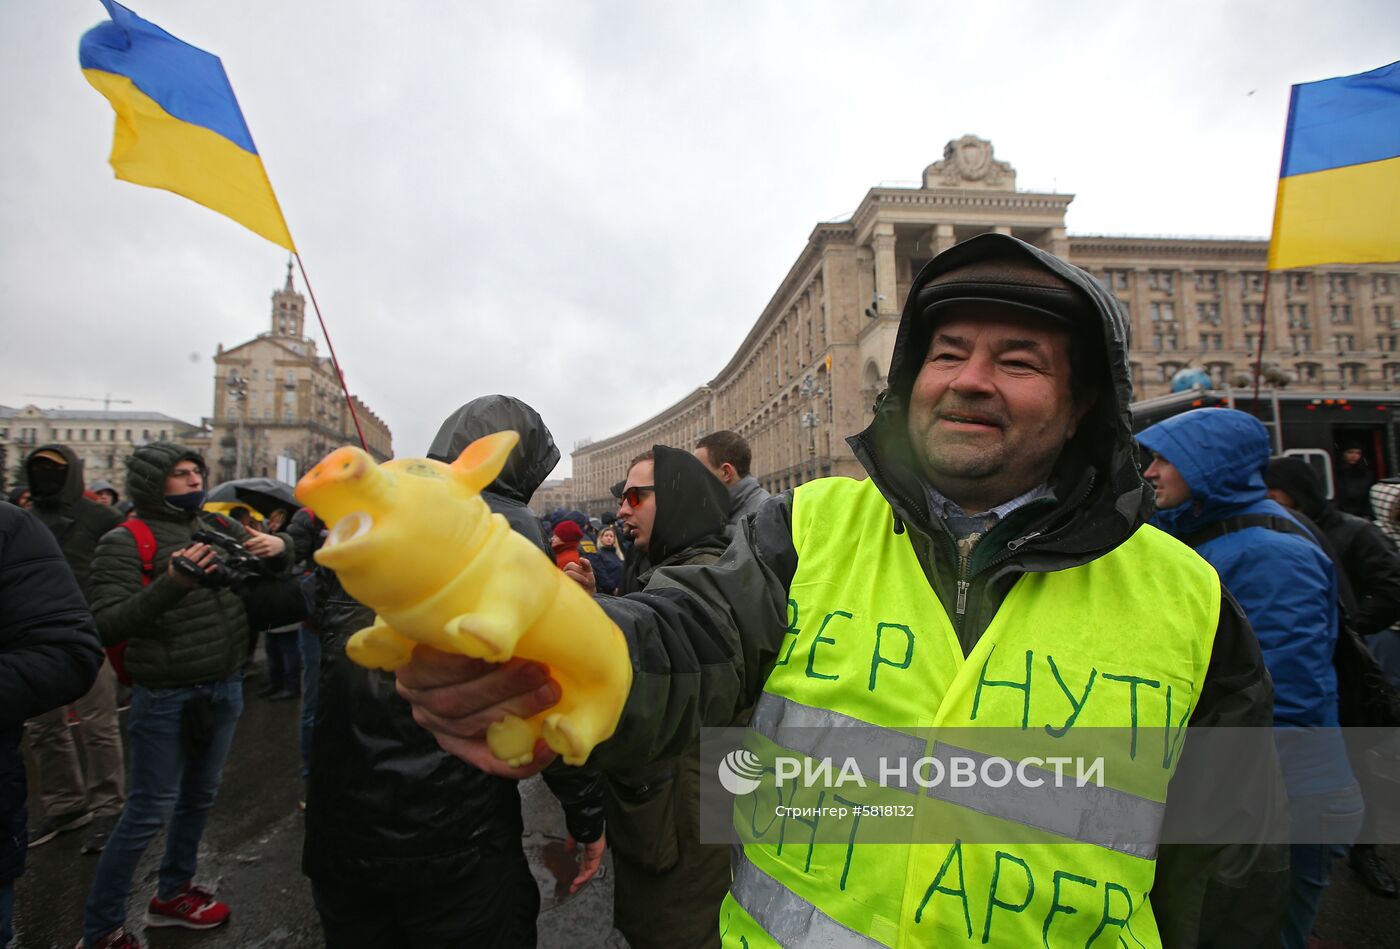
[77,443,292,949]
[608,447,731,949]
[396,235,1282,947]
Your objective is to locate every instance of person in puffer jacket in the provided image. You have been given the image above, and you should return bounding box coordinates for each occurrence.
[79,443,292,949]
[1,504,104,948]
[1141,408,1362,949]
[302,395,606,948]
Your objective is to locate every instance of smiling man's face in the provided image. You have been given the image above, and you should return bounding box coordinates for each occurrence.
[906,307,1089,513]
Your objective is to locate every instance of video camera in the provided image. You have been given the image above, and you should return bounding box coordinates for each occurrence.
[170,526,273,591]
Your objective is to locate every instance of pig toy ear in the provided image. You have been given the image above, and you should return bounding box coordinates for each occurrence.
[450,430,521,494]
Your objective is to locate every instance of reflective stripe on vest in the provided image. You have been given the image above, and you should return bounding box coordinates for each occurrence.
[751,692,1167,859]
[724,476,1220,948]
[730,856,884,949]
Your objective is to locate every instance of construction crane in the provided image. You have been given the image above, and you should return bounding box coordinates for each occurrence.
[23,393,134,412]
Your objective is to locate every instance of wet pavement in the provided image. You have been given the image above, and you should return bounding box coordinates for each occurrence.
[13,677,1400,947]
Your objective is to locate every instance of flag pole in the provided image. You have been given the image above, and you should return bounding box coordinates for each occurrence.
[293,253,369,453]
[1250,271,1273,413]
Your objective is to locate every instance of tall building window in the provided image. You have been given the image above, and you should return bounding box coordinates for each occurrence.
[1375,274,1394,295]
[1290,333,1313,352]
[1328,273,1352,295]
[1334,334,1356,352]
[1376,304,1395,327]
[1243,272,1266,293]
[1150,302,1176,323]
[1207,362,1234,386]
[1386,363,1400,383]
[251,369,259,379]
[1330,305,1353,324]
[1159,362,1184,382]
[1196,271,1220,291]
[1196,302,1222,325]
[1149,270,1175,292]
[1340,362,1364,385]
[1242,303,1264,325]
[1287,273,1308,293]
[1287,304,1310,329]
[1102,269,1129,291]
[1201,333,1224,350]
[1381,335,1399,353]
[1244,332,1262,352]
[1296,362,1320,383]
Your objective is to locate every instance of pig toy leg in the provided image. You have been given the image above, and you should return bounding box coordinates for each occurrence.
[442,567,554,663]
[346,617,417,671]
[486,715,540,767]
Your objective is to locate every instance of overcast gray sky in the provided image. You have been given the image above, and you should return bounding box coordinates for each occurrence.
[3,1,1398,479]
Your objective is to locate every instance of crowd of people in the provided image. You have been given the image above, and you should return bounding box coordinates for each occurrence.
[3,233,1398,948]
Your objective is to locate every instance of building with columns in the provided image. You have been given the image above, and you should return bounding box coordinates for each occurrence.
[0,404,208,493]
[210,264,392,483]
[571,136,1400,513]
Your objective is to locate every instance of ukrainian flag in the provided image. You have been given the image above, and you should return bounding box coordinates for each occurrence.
[1269,59,1400,271]
[79,1,295,251]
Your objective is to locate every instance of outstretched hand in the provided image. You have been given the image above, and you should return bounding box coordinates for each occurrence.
[395,645,561,778]
[567,833,607,893]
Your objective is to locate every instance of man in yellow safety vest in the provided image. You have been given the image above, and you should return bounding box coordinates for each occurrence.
[396,233,1285,947]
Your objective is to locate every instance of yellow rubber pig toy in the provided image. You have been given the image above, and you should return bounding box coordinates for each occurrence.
[294,431,632,767]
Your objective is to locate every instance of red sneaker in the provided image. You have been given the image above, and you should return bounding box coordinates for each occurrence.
[143,883,231,930]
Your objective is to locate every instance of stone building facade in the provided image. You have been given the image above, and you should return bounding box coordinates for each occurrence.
[529,477,577,517]
[210,264,392,483]
[571,136,1400,513]
[0,405,208,492]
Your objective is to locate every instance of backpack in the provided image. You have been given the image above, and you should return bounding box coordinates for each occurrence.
[1182,513,1400,728]
[109,517,158,685]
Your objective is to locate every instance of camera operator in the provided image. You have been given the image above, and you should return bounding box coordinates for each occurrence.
[78,443,292,949]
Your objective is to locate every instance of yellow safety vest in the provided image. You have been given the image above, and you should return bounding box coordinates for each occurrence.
[720,477,1220,948]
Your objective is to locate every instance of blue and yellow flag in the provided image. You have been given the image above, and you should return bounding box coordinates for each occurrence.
[1269,59,1400,270]
[79,0,295,251]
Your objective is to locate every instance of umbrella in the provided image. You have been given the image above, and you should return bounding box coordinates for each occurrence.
[207,477,298,516]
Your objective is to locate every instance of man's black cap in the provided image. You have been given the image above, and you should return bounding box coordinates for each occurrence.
[912,239,1096,329]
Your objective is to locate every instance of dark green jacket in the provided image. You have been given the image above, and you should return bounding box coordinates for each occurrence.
[87,441,291,688]
[25,444,123,599]
[607,445,732,949]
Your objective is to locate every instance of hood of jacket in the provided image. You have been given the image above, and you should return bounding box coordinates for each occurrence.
[427,395,560,505]
[647,444,730,565]
[849,232,1150,558]
[1265,456,1329,521]
[1138,407,1273,535]
[1371,479,1400,544]
[25,443,85,511]
[125,441,207,521]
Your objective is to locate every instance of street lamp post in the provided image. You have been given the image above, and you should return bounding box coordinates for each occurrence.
[799,372,825,485]
[226,373,249,480]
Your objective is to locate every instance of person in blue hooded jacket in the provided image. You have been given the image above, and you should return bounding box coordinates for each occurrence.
[1139,407,1363,949]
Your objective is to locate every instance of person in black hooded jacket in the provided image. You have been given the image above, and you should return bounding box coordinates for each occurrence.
[0,503,104,948]
[1265,455,1400,900]
[607,445,733,949]
[302,395,606,949]
[1266,456,1400,636]
[22,445,126,853]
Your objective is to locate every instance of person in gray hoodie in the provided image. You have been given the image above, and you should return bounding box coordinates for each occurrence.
[693,430,770,527]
